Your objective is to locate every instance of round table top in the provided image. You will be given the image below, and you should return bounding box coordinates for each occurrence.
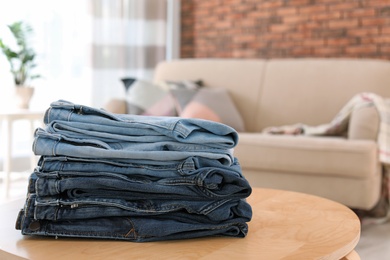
[0,188,360,260]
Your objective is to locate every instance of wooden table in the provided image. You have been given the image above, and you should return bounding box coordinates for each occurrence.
[0,188,361,260]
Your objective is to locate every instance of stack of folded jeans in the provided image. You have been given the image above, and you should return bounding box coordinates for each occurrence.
[16,100,252,242]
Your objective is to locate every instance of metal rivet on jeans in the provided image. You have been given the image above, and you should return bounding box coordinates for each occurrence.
[29,220,41,231]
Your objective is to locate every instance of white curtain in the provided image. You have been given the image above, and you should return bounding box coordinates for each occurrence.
[90,0,171,108]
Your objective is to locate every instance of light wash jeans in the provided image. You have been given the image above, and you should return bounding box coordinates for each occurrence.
[45,100,239,149]
[33,128,235,165]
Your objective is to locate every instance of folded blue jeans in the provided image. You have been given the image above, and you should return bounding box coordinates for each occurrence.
[44,100,239,149]
[16,100,252,242]
[16,204,249,242]
[37,156,241,176]
[23,193,252,223]
[29,162,252,200]
[33,128,234,165]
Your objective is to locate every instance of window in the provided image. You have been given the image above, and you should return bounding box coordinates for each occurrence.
[0,0,180,110]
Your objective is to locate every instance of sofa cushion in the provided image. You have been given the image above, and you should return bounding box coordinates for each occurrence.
[125,79,176,116]
[171,88,246,132]
[125,79,203,116]
[235,133,378,179]
[103,98,127,114]
[153,59,268,131]
[348,105,379,141]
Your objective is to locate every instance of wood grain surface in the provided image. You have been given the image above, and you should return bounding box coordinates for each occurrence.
[0,188,361,260]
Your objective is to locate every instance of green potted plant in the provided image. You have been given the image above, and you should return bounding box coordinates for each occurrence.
[0,21,41,109]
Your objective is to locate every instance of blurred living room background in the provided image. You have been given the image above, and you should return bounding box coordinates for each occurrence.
[2,0,388,112]
[1,1,390,258]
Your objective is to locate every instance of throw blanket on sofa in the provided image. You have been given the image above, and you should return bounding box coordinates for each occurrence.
[263,92,390,221]
[263,92,390,165]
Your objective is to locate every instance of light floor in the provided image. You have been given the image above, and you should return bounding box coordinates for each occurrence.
[1,173,390,260]
[356,219,390,259]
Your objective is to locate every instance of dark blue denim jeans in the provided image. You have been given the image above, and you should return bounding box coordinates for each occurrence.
[32,157,251,201]
[37,156,239,175]
[22,193,252,223]
[16,202,249,242]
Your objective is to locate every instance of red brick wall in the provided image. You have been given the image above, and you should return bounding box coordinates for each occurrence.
[180,0,390,59]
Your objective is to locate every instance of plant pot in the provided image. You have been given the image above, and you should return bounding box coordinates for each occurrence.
[14,86,34,109]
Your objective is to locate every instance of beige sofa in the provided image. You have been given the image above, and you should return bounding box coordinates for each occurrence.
[107,58,390,211]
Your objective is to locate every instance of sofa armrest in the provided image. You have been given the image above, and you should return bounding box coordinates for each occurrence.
[348,105,379,141]
[104,98,127,114]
